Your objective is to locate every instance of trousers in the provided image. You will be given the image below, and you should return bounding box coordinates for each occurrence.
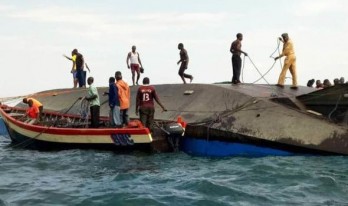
[277,55,297,86]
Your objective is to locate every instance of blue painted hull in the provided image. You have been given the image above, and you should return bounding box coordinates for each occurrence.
[181,137,294,157]
[0,117,8,136]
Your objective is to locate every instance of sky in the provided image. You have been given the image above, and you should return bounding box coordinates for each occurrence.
[0,0,347,97]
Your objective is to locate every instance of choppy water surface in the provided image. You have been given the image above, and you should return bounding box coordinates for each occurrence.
[0,137,348,206]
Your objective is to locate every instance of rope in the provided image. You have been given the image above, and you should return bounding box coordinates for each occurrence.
[246,56,271,85]
[79,99,90,120]
[241,55,246,83]
[276,38,284,70]
[249,58,277,84]
[79,99,90,127]
[328,94,342,121]
[166,109,224,114]
[189,98,258,126]
[269,38,283,69]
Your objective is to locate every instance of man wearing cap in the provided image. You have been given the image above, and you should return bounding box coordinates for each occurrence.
[274,33,297,89]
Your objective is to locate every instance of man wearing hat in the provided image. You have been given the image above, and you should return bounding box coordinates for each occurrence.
[275,33,297,89]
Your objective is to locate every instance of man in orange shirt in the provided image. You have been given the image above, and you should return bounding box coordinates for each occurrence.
[23,97,43,120]
[25,99,39,124]
[274,33,297,89]
[115,71,130,126]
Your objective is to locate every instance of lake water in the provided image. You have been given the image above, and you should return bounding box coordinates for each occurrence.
[0,135,348,206]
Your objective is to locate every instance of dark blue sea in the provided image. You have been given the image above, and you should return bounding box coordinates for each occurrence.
[0,133,348,205]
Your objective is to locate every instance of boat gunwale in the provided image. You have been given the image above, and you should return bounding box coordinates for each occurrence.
[0,105,150,136]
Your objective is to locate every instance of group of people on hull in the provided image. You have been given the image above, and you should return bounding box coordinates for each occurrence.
[20,32,315,129]
[307,77,347,89]
[63,43,193,88]
[231,32,298,89]
[63,32,299,91]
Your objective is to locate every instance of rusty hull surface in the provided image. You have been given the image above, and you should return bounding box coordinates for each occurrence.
[6,83,348,155]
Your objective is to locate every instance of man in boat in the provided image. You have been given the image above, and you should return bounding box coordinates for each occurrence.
[177,43,193,84]
[126,45,143,86]
[23,97,43,120]
[25,99,39,124]
[274,33,297,89]
[136,77,167,132]
[230,33,248,85]
[85,77,100,128]
[115,71,130,127]
[104,77,121,127]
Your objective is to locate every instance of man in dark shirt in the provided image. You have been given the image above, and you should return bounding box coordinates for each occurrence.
[230,33,248,84]
[72,49,90,88]
[136,77,167,132]
[105,77,121,127]
[177,43,193,84]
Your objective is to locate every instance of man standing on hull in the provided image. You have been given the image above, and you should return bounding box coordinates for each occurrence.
[177,43,193,84]
[274,33,297,89]
[126,45,143,86]
[230,33,248,84]
[63,51,78,88]
[68,49,90,88]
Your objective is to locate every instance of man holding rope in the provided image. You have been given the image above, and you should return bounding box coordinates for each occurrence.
[230,33,248,85]
[274,33,297,89]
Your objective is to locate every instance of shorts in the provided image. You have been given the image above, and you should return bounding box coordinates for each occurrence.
[131,64,140,73]
[72,71,77,79]
[76,69,86,87]
[180,62,188,70]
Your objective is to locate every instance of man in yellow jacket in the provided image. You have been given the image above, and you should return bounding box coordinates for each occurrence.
[275,33,297,89]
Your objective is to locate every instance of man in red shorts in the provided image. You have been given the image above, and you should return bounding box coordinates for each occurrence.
[126,45,143,86]
[136,77,167,132]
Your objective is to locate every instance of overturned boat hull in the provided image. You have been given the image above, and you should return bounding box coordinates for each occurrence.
[2,83,348,157]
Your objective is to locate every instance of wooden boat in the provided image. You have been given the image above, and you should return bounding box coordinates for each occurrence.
[0,105,185,152]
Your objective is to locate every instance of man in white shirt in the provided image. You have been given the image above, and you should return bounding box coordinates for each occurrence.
[126,45,143,86]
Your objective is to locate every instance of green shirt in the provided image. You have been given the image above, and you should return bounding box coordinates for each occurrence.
[87,84,100,107]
